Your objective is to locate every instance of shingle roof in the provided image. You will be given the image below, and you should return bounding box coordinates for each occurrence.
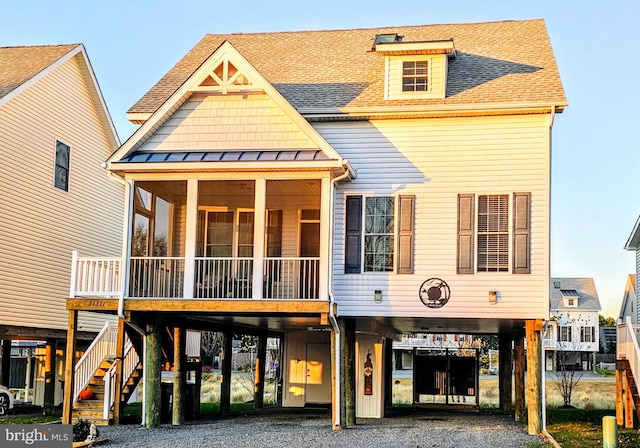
[0,44,79,100]
[550,278,601,311]
[129,19,567,115]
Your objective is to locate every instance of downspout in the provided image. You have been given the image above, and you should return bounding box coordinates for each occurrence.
[328,163,352,429]
[107,169,133,320]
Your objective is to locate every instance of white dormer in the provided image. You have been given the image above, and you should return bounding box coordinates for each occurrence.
[560,289,580,308]
[373,34,456,100]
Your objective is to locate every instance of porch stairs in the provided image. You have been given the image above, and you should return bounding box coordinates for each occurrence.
[71,322,142,425]
[72,357,143,425]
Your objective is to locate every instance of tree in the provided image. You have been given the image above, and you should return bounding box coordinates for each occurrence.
[599,315,616,327]
[200,331,222,367]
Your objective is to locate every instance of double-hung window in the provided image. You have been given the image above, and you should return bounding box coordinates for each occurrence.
[558,326,572,343]
[457,192,531,274]
[580,326,595,343]
[345,195,415,274]
[402,61,429,92]
[54,140,70,191]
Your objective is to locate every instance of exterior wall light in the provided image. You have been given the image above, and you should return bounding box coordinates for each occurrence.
[374,290,383,303]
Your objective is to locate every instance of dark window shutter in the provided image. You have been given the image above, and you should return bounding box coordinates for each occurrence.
[345,196,362,273]
[513,192,531,274]
[557,327,561,342]
[591,327,595,342]
[397,195,415,274]
[457,194,475,274]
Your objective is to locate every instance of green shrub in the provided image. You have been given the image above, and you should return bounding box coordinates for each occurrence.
[73,419,99,442]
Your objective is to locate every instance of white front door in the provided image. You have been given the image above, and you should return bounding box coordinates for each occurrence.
[305,343,331,403]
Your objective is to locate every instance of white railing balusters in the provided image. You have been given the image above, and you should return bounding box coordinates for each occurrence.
[103,338,139,419]
[73,322,117,403]
[70,251,325,300]
[617,316,640,387]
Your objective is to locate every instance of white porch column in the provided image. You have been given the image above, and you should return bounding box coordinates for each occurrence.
[319,176,331,300]
[183,179,199,299]
[252,178,266,299]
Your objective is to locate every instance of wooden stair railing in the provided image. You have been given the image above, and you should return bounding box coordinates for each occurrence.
[617,358,640,428]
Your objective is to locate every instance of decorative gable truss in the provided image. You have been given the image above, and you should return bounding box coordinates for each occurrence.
[196,59,256,94]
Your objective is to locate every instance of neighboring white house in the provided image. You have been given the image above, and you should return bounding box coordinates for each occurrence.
[545,278,601,371]
[64,19,567,433]
[0,44,122,410]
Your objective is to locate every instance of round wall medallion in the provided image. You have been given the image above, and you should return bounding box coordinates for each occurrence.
[419,278,450,308]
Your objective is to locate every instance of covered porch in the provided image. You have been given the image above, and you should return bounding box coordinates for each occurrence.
[70,176,333,303]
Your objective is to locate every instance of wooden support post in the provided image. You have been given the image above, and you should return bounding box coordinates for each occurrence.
[616,367,624,427]
[193,362,202,419]
[1,339,11,387]
[112,317,126,425]
[514,334,526,423]
[172,326,186,425]
[342,318,356,427]
[499,333,513,414]
[254,333,267,409]
[43,338,56,415]
[526,320,542,435]
[145,316,162,429]
[331,323,342,430]
[624,371,634,428]
[220,331,233,416]
[62,310,77,424]
[384,338,393,408]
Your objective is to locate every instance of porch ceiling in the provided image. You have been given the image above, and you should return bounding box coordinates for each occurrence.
[371,316,527,336]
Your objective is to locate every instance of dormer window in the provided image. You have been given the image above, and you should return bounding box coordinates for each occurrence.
[402,61,428,92]
[560,289,579,307]
[374,37,455,101]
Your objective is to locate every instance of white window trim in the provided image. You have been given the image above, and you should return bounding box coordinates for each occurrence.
[360,195,397,274]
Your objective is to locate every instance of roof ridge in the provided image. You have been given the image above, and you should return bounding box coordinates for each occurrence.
[0,43,79,50]
[207,18,546,37]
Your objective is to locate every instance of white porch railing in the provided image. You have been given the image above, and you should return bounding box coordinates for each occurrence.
[617,316,640,384]
[263,257,320,299]
[73,322,117,403]
[103,338,139,419]
[130,257,185,298]
[70,251,122,297]
[195,257,253,299]
[71,252,323,300]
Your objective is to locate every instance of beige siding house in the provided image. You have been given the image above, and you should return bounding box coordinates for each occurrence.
[63,19,567,434]
[0,44,122,410]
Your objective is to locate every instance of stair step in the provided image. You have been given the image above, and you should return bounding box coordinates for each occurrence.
[71,417,111,426]
[74,400,104,409]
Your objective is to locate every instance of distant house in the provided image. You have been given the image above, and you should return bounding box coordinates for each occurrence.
[545,278,601,371]
[618,274,636,325]
[0,44,122,411]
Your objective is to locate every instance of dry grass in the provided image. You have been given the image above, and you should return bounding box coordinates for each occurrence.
[200,373,277,405]
[391,378,615,410]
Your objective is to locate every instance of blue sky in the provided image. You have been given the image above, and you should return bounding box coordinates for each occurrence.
[3,1,638,317]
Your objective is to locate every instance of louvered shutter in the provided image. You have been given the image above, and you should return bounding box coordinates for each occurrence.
[345,196,362,273]
[457,194,475,274]
[397,195,415,274]
[513,192,531,274]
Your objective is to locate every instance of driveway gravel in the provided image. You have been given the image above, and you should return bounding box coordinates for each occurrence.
[100,407,546,448]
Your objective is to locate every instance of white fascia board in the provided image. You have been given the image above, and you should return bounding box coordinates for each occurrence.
[624,215,640,250]
[75,45,120,148]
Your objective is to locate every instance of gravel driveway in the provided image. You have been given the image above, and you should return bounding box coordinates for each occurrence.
[100,407,546,448]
